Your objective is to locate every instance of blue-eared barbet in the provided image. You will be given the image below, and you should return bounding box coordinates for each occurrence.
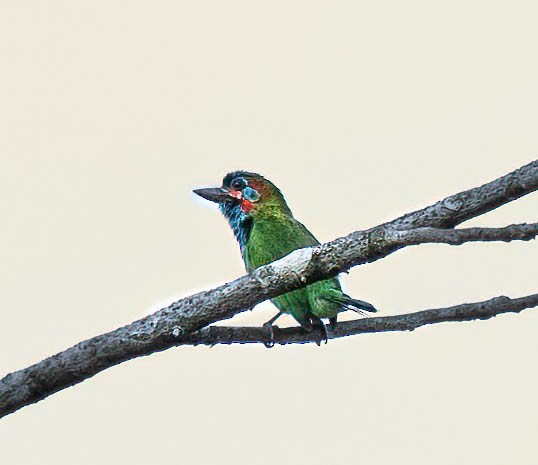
[194,171,377,343]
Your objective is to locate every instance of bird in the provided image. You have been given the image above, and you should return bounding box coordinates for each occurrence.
[193,171,377,345]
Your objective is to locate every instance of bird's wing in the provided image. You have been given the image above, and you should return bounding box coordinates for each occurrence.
[291,218,320,247]
[244,216,319,270]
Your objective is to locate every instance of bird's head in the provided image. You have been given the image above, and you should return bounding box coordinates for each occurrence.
[193,171,291,218]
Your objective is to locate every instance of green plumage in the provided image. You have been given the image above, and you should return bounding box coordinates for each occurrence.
[193,171,376,331]
[244,207,345,328]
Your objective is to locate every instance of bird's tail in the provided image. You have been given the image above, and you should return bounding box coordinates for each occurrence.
[338,294,377,316]
[324,289,378,316]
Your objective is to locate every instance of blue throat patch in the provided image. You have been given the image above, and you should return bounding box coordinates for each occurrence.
[220,203,253,254]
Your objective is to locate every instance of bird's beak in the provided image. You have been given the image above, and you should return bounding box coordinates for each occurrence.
[193,187,234,204]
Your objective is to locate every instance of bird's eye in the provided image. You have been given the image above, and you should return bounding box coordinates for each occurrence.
[231,178,246,190]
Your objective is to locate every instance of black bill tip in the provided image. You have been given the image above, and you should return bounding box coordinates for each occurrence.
[193,187,234,204]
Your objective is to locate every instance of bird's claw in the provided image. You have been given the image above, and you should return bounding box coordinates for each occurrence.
[314,319,329,346]
[263,322,275,348]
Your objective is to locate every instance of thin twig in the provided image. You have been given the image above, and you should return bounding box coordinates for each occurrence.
[181,293,538,346]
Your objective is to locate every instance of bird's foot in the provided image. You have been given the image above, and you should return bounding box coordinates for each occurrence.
[312,319,329,346]
[262,311,284,348]
[262,322,276,348]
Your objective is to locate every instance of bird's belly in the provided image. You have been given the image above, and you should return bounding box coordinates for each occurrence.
[270,279,341,327]
[271,288,311,328]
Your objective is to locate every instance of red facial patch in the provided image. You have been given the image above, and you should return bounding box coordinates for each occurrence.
[241,200,255,212]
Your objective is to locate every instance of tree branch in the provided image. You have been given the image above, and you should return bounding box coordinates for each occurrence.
[181,293,538,345]
[1,160,537,419]
[392,159,538,229]
[392,223,538,246]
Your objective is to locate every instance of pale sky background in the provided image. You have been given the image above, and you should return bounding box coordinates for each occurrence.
[1,2,537,464]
